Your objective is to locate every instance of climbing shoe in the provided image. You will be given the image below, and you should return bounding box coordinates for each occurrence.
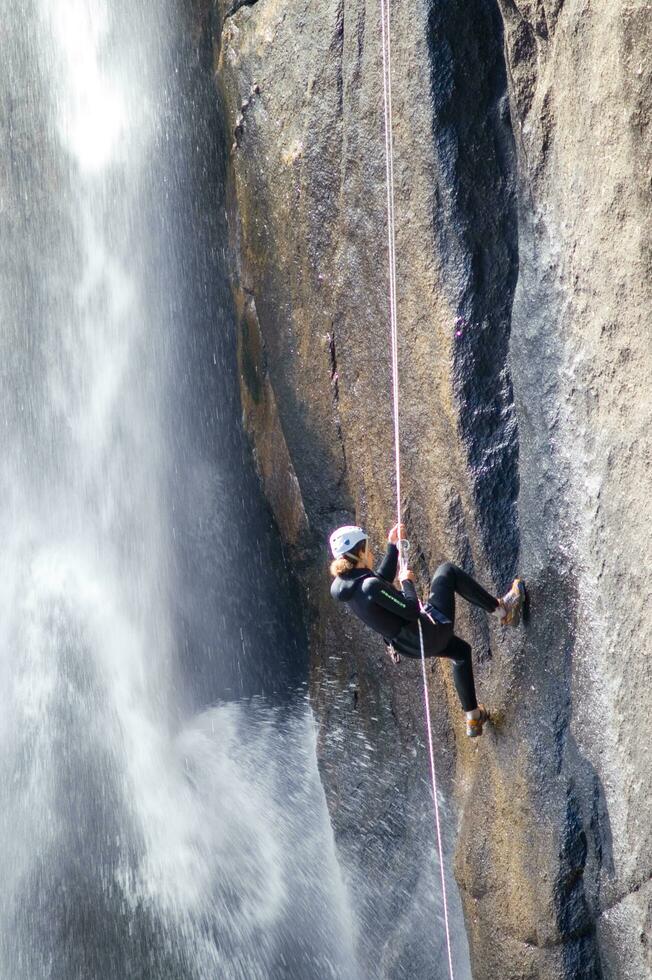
[466,705,489,738]
[498,578,526,627]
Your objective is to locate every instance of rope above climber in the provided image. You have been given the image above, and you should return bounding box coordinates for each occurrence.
[329,523,525,737]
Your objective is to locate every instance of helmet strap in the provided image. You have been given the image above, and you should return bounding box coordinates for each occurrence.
[344,551,362,564]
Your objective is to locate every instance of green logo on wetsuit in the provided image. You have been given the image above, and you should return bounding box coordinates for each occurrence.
[381,589,406,608]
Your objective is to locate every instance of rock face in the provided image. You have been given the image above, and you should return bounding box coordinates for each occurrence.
[495,2,652,977]
[212,0,651,976]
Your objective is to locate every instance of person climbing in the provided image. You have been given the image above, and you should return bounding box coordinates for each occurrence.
[329,523,525,737]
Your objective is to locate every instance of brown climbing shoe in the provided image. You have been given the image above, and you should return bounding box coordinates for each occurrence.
[498,578,526,627]
[466,705,489,738]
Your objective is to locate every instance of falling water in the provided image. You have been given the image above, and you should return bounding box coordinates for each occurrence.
[0,0,357,976]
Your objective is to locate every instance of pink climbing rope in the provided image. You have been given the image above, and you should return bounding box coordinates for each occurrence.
[379,2,455,977]
[379,0,402,548]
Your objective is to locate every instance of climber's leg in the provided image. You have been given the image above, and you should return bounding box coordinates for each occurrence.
[428,561,499,622]
[430,632,490,736]
[436,634,477,711]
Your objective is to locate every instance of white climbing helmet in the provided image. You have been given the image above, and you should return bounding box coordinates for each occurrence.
[329,525,368,559]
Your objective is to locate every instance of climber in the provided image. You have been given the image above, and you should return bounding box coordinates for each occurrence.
[329,523,525,737]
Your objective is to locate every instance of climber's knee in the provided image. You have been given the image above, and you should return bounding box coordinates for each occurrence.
[433,561,456,583]
[447,636,472,664]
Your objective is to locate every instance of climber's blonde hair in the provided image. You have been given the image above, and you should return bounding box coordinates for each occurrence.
[329,539,366,577]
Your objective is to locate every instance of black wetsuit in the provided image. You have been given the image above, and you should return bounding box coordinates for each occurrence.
[331,544,498,712]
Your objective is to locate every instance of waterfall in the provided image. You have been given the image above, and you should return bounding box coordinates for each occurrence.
[0,1,357,976]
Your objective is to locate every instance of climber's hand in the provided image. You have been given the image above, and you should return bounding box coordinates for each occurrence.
[399,569,415,583]
[388,522,407,544]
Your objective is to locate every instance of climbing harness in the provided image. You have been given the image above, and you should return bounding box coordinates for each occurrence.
[379,2,455,977]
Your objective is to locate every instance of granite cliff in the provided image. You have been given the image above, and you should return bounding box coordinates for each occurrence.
[206,0,651,976]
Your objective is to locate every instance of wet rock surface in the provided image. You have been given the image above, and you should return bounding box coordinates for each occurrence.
[212,0,651,976]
